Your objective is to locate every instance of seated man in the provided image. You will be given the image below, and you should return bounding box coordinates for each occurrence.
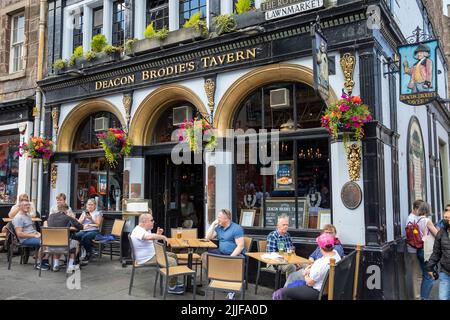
[130,212,184,295]
[49,193,75,218]
[284,224,344,287]
[47,203,84,273]
[273,233,342,300]
[12,200,49,271]
[203,209,245,300]
[205,209,245,257]
[266,214,296,278]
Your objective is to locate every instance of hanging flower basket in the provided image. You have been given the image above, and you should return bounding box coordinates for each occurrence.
[17,137,54,167]
[177,117,217,153]
[321,92,372,142]
[321,92,372,182]
[96,128,132,168]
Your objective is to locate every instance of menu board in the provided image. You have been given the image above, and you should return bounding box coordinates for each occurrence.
[265,198,308,229]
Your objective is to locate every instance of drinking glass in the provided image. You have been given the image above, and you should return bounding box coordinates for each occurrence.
[277,242,285,255]
[176,227,183,239]
[287,247,294,262]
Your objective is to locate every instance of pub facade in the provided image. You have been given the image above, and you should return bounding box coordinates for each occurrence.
[39,0,450,299]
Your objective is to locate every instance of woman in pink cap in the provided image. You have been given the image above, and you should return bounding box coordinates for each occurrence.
[273,233,341,300]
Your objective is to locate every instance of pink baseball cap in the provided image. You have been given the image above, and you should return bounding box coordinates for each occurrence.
[316,233,335,250]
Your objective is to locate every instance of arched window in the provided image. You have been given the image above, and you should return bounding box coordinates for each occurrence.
[233,82,330,230]
[72,112,123,211]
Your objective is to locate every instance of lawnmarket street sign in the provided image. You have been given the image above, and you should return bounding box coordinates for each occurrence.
[262,0,324,21]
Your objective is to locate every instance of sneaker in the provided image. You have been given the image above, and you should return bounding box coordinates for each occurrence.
[226,292,236,300]
[176,282,185,289]
[34,262,50,271]
[66,265,75,274]
[168,286,185,295]
[52,265,60,272]
[80,254,90,266]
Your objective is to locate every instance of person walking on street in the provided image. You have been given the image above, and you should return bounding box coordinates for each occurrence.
[427,208,450,300]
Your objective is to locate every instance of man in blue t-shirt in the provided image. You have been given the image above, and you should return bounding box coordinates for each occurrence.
[205,209,245,256]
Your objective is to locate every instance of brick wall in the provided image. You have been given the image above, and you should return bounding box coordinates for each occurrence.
[0,0,41,102]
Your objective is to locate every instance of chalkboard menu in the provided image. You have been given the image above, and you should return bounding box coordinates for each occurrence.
[265,198,307,229]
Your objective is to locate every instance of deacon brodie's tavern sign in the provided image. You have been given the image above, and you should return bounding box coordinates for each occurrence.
[95,48,258,90]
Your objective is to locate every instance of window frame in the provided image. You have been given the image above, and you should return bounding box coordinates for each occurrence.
[112,0,125,47]
[72,10,84,51]
[9,12,25,74]
[92,6,104,37]
[179,0,207,28]
[146,0,169,31]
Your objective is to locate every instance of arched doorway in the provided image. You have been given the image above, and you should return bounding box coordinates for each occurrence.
[131,85,208,235]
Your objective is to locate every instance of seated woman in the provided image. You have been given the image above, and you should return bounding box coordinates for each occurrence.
[284,224,344,288]
[273,233,341,300]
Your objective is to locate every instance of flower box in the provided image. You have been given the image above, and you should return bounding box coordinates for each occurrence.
[131,27,207,55]
[234,10,265,30]
[67,52,121,70]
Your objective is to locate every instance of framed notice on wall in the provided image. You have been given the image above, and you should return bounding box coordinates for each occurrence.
[317,209,331,230]
[274,161,295,191]
[265,198,296,228]
[240,209,256,227]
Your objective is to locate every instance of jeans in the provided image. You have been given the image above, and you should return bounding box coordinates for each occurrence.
[439,272,450,300]
[22,237,41,248]
[72,230,100,254]
[417,249,434,299]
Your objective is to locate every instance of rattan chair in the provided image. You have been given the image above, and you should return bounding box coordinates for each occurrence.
[39,227,70,277]
[205,253,246,300]
[153,241,197,300]
[93,219,126,260]
[128,234,158,295]
[5,222,39,270]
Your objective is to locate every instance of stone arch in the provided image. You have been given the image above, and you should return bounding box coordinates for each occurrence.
[214,63,338,135]
[129,84,208,146]
[57,99,125,152]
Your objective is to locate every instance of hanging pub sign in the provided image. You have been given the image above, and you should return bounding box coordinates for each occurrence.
[398,40,439,106]
[311,21,329,101]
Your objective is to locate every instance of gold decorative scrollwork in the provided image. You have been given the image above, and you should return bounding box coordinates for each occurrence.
[340,53,356,95]
[346,142,362,182]
[204,78,216,113]
[123,94,132,124]
[51,164,58,189]
[51,107,60,132]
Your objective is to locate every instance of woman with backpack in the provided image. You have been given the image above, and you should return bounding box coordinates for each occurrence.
[416,202,439,300]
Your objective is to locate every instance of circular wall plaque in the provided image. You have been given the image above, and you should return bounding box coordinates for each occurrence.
[341,182,362,210]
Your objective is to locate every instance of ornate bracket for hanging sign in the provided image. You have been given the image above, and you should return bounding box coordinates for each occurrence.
[340,53,356,96]
[406,26,435,44]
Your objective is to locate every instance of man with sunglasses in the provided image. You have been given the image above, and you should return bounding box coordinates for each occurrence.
[427,208,450,300]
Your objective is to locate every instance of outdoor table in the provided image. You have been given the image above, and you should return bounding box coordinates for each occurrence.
[246,252,310,289]
[167,238,217,295]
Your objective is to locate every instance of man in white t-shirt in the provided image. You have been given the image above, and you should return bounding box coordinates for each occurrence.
[405,199,424,300]
[130,212,184,295]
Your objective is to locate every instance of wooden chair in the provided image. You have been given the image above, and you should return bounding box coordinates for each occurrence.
[243,236,252,289]
[254,239,283,294]
[171,228,203,282]
[153,241,197,300]
[127,234,158,295]
[39,227,70,277]
[93,219,126,260]
[206,253,246,300]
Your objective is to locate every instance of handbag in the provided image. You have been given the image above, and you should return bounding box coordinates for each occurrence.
[422,223,435,262]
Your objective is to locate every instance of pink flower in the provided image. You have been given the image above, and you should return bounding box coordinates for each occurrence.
[366,115,373,121]
[352,116,359,122]
[340,104,350,112]
[345,123,351,129]
[341,93,347,99]
[354,122,361,128]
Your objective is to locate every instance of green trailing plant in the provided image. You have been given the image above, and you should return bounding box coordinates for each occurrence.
[124,38,138,53]
[144,22,156,39]
[103,44,120,55]
[213,14,237,35]
[235,0,253,14]
[91,34,108,53]
[183,12,208,37]
[84,50,96,61]
[68,45,84,66]
[156,26,169,40]
[53,59,65,70]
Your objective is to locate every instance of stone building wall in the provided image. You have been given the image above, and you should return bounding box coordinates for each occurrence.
[0,0,40,102]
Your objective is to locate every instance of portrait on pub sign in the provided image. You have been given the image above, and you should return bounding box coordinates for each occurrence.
[399,40,438,105]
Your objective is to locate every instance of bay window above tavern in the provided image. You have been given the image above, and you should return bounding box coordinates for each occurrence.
[10,13,25,74]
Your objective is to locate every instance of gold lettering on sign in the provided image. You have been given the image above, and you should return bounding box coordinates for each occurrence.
[95,75,135,90]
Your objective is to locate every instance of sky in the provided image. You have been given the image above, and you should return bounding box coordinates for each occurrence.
[445,0,450,15]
